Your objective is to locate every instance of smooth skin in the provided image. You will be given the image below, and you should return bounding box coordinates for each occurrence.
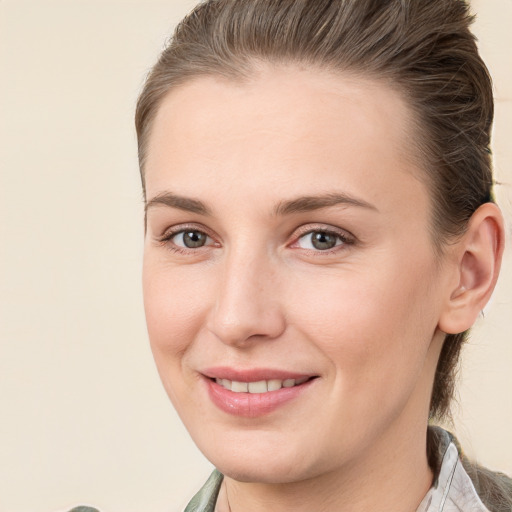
[142,65,504,512]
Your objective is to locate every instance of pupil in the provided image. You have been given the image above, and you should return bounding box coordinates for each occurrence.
[312,232,337,250]
[183,231,206,248]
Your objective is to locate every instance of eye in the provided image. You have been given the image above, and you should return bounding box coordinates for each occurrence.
[171,229,212,249]
[296,230,347,251]
[155,224,219,256]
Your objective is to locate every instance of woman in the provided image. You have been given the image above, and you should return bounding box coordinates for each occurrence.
[134,0,511,511]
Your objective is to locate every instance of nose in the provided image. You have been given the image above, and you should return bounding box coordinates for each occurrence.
[206,249,286,347]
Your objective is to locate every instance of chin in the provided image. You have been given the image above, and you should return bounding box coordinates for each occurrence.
[215,456,312,484]
[194,428,325,484]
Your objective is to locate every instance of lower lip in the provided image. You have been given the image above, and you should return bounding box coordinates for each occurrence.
[204,378,316,418]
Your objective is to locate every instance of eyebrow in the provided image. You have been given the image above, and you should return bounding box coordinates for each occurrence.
[273,193,378,216]
[144,191,377,218]
[145,192,211,216]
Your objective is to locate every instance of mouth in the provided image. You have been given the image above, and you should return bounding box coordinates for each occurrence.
[201,368,319,417]
[210,376,313,393]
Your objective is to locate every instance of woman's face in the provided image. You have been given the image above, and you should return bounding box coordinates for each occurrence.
[143,66,453,483]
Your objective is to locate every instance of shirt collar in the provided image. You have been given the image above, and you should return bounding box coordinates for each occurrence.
[417,426,489,512]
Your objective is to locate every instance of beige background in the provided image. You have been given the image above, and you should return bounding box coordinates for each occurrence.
[0,1,510,511]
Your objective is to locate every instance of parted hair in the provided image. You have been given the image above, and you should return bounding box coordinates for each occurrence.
[135,1,511,509]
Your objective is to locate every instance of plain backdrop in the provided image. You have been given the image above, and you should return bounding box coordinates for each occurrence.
[0,1,511,511]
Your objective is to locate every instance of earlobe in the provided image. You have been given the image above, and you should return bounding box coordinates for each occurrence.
[438,203,505,335]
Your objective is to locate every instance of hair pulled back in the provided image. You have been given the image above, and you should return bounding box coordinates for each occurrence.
[136,1,511,508]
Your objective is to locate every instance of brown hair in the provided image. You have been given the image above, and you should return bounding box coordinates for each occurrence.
[135,0,510,507]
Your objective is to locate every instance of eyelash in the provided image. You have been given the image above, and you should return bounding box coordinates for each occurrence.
[156,224,355,255]
[156,224,217,255]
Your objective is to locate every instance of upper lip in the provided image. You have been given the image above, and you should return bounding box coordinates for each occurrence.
[201,366,317,382]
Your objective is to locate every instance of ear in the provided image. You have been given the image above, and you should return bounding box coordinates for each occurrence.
[438,203,505,335]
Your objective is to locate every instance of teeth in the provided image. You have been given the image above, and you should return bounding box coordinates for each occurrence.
[231,381,248,392]
[215,377,310,393]
[248,380,267,393]
[267,379,282,391]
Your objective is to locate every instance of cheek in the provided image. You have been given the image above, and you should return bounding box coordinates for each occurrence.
[142,257,219,423]
[288,256,439,396]
[142,257,212,371]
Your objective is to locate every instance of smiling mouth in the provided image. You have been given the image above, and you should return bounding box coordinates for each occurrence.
[211,376,315,393]
[204,372,318,417]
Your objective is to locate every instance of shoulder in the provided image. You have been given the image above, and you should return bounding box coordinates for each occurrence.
[64,471,224,512]
[67,507,100,512]
[184,469,224,512]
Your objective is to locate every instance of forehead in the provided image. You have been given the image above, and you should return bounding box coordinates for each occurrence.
[145,65,428,217]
